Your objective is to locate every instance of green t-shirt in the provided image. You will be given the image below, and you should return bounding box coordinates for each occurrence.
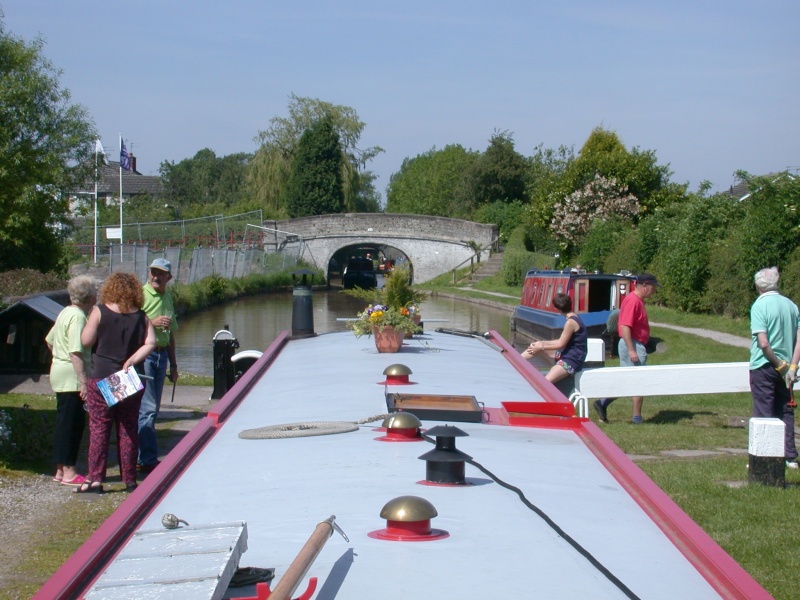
[45,305,90,392]
[749,291,800,369]
[142,283,178,348]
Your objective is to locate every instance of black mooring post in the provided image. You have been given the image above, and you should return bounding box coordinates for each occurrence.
[211,327,239,399]
[291,269,317,339]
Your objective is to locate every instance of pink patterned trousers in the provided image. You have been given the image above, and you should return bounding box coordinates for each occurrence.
[85,378,143,486]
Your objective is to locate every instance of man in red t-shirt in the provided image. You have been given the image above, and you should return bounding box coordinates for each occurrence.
[593,274,659,423]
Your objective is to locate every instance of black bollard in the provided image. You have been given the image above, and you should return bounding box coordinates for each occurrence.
[291,269,317,339]
[211,327,239,399]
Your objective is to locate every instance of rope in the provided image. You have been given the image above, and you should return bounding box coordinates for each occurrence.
[239,414,388,440]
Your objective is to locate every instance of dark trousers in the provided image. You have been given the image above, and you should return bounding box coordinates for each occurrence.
[54,391,86,466]
[750,364,797,460]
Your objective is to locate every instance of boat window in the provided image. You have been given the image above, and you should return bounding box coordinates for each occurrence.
[574,280,588,312]
[537,281,546,306]
[546,283,554,307]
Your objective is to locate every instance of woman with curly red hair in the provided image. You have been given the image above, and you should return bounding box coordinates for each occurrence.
[79,272,156,493]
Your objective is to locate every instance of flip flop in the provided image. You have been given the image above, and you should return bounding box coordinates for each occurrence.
[74,481,103,494]
[53,476,63,483]
[61,474,87,486]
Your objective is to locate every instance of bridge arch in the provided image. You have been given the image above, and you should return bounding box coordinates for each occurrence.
[272,213,498,284]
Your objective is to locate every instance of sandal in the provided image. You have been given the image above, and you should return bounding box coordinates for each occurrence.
[74,481,103,494]
[61,474,87,486]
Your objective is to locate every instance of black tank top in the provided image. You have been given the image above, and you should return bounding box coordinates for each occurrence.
[90,305,148,379]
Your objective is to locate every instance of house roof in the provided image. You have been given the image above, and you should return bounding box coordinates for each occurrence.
[724,172,794,200]
[73,160,163,197]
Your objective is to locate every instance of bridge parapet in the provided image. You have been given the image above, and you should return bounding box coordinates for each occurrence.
[275,213,496,245]
[270,213,498,284]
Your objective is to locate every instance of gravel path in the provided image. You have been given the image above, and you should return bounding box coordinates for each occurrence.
[650,322,751,349]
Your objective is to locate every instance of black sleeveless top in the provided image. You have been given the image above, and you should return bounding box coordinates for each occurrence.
[90,305,148,379]
[557,315,588,372]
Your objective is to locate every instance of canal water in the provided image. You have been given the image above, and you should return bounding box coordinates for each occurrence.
[175,291,518,376]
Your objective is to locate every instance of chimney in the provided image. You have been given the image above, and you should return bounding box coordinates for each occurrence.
[130,154,137,173]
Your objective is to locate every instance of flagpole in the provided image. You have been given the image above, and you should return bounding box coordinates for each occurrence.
[94,144,98,264]
[119,134,124,262]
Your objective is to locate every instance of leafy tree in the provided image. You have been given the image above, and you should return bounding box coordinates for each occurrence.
[471,200,525,245]
[160,149,252,214]
[576,217,629,272]
[0,19,96,273]
[283,116,344,217]
[528,128,674,234]
[651,191,742,311]
[735,171,800,277]
[349,170,382,213]
[462,131,528,211]
[386,144,479,217]
[248,94,383,216]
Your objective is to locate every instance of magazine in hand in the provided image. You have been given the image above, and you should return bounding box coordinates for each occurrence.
[97,367,144,407]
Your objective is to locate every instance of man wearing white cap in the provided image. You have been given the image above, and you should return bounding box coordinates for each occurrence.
[138,258,179,473]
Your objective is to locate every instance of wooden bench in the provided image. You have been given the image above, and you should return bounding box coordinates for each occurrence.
[569,362,766,418]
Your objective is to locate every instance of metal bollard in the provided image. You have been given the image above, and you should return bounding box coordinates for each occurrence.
[291,269,316,339]
[211,328,239,399]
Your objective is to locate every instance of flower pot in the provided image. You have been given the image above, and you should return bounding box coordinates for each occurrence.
[373,326,405,353]
[405,314,422,339]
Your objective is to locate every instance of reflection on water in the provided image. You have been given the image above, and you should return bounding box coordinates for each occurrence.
[175,291,515,375]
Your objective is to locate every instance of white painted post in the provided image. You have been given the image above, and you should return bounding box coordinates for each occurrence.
[748,417,785,487]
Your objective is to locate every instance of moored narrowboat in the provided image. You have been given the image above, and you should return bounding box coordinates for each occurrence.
[511,269,637,345]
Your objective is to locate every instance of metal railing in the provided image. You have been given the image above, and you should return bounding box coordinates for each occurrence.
[449,237,501,284]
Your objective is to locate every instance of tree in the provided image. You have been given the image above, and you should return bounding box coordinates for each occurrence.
[0,20,96,273]
[462,131,529,210]
[386,144,479,217]
[247,94,383,216]
[283,116,344,217]
[160,149,252,214]
[528,127,674,233]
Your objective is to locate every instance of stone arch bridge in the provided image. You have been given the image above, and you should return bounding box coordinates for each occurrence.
[268,214,498,283]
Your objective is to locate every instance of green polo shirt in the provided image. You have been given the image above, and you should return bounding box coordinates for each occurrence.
[749,291,800,369]
[142,283,178,348]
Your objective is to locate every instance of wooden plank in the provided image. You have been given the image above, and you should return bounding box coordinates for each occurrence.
[574,362,753,399]
[85,522,247,600]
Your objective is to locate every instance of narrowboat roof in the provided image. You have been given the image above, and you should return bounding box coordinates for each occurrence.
[36,330,770,600]
[524,268,636,280]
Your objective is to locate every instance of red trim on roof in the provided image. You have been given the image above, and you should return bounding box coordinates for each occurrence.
[577,423,772,600]
[491,329,772,599]
[33,331,291,600]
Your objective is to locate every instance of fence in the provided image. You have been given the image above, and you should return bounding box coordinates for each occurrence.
[74,242,303,285]
[74,210,265,251]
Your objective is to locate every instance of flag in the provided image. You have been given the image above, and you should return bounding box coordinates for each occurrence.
[95,139,105,155]
[120,139,131,171]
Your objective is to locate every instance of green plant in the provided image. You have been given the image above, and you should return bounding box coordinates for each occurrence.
[0,269,67,298]
[341,267,425,312]
[342,268,424,337]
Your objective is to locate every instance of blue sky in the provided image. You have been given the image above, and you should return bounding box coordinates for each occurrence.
[3,1,798,199]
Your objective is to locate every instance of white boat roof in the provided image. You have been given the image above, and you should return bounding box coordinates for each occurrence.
[38,330,770,600]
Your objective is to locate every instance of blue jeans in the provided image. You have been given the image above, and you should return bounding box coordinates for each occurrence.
[138,349,167,466]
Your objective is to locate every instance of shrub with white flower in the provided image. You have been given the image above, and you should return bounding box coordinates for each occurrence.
[551,173,639,248]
